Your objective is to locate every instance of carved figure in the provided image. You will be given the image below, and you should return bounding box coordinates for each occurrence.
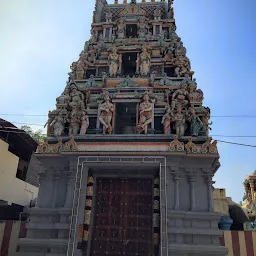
[102,72,108,87]
[69,62,77,80]
[202,108,212,137]
[138,17,147,38]
[87,45,96,64]
[161,106,174,135]
[149,71,157,86]
[69,84,85,110]
[108,46,121,77]
[173,105,186,137]
[99,93,114,134]
[159,73,172,86]
[90,29,97,43]
[174,55,190,77]
[171,84,189,111]
[138,93,153,134]
[117,19,125,39]
[50,110,66,137]
[56,88,70,105]
[86,74,97,87]
[188,78,203,103]
[69,109,80,136]
[80,111,89,135]
[76,58,86,80]
[137,46,151,76]
[188,108,203,136]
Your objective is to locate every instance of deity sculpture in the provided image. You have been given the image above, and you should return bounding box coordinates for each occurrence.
[173,105,186,137]
[188,108,203,136]
[137,46,151,76]
[50,110,67,137]
[99,93,114,134]
[69,62,77,80]
[171,84,189,111]
[161,106,174,135]
[108,46,121,77]
[159,73,172,86]
[138,93,153,134]
[76,58,86,80]
[202,108,212,137]
[80,111,89,135]
[117,19,125,39]
[188,78,204,103]
[69,109,81,136]
[138,17,147,38]
[90,29,97,43]
[56,88,70,105]
[87,45,96,64]
[174,55,190,77]
[85,74,97,87]
[69,84,85,110]
[149,71,157,86]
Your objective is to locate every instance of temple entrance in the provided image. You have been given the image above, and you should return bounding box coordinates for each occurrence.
[122,53,137,77]
[115,103,137,134]
[91,178,154,256]
[126,24,138,38]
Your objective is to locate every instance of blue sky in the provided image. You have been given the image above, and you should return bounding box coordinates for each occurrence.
[0,0,256,203]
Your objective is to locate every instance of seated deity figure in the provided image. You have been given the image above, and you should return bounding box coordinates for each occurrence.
[137,46,151,76]
[159,73,172,86]
[161,106,174,135]
[108,46,121,77]
[171,83,189,111]
[69,84,85,110]
[86,74,97,87]
[99,93,114,134]
[173,105,186,137]
[138,93,153,134]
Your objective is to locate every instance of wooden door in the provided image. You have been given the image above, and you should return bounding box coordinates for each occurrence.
[91,178,153,256]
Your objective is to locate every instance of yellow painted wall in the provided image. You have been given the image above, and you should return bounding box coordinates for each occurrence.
[0,139,38,206]
[213,188,230,216]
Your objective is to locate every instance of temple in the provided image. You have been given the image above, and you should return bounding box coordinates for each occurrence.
[14,0,228,255]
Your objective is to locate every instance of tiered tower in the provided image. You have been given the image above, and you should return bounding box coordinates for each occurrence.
[15,1,228,256]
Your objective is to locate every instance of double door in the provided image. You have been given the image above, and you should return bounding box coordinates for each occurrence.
[91,178,154,256]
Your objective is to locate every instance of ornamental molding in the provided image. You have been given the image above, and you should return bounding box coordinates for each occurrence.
[170,135,184,152]
[201,137,218,154]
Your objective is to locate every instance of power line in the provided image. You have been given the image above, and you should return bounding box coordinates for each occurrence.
[216,140,256,148]
[0,121,45,127]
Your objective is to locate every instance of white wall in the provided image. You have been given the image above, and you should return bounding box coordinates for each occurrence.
[0,139,38,206]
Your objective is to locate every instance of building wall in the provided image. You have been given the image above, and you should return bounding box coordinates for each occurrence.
[0,139,39,207]
[213,188,230,216]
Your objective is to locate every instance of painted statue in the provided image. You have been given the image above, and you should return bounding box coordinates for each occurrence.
[138,93,153,134]
[188,108,203,136]
[117,19,125,39]
[69,109,80,136]
[99,93,114,134]
[80,111,89,135]
[159,73,172,86]
[171,84,189,111]
[50,110,66,137]
[173,105,186,137]
[137,46,151,76]
[108,46,121,77]
[161,106,174,135]
[69,84,85,110]
[138,17,147,38]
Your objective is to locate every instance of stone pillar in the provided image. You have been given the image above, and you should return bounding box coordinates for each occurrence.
[51,170,61,208]
[173,175,180,210]
[189,176,196,211]
[96,101,102,134]
[64,164,76,208]
[206,176,215,212]
[35,169,47,208]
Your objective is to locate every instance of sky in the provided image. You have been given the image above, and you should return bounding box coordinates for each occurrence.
[0,0,256,203]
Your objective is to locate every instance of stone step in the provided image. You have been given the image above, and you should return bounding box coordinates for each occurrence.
[10,254,66,256]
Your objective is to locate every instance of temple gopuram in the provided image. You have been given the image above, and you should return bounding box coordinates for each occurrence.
[15,0,228,255]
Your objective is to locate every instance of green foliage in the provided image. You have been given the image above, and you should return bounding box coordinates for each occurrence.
[20,125,46,143]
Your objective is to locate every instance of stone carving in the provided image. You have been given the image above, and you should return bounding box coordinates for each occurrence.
[188,78,203,103]
[90,28,97,43]
[137,45,151,76]
[68,109,81,136]
[69,84,85,111]
[108,46,121,77]
[138,17,148,38]
[202,108,212,137]
[105,8,113,23]
[149,71,156,86]
[173,105,186,137]
[87,45,97,64]
[56,88,70,105]
[99,92,114,134]
[117,18,125,39]
[80,111,89,135]
[163,43,174,62]
[159,73,172,86]
[171,84,189,111]
[120,2,146,16]
[138,92,153,134]
[50,109,67,137]
[63,136,78,151]
[102,72,108,87]
[185,137,198,154]
[201,137,218,154]
[116,76,137,87]
[187,108,203,137]
[161,106,173,135]
[85,74,97,87]
[170,135,184,152]
[36,138,63,154]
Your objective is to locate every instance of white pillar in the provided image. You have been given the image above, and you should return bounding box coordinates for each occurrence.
[189,177,196,211]
[173,175,180,210]
[206,176,215,212]
[64,165,76,208]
